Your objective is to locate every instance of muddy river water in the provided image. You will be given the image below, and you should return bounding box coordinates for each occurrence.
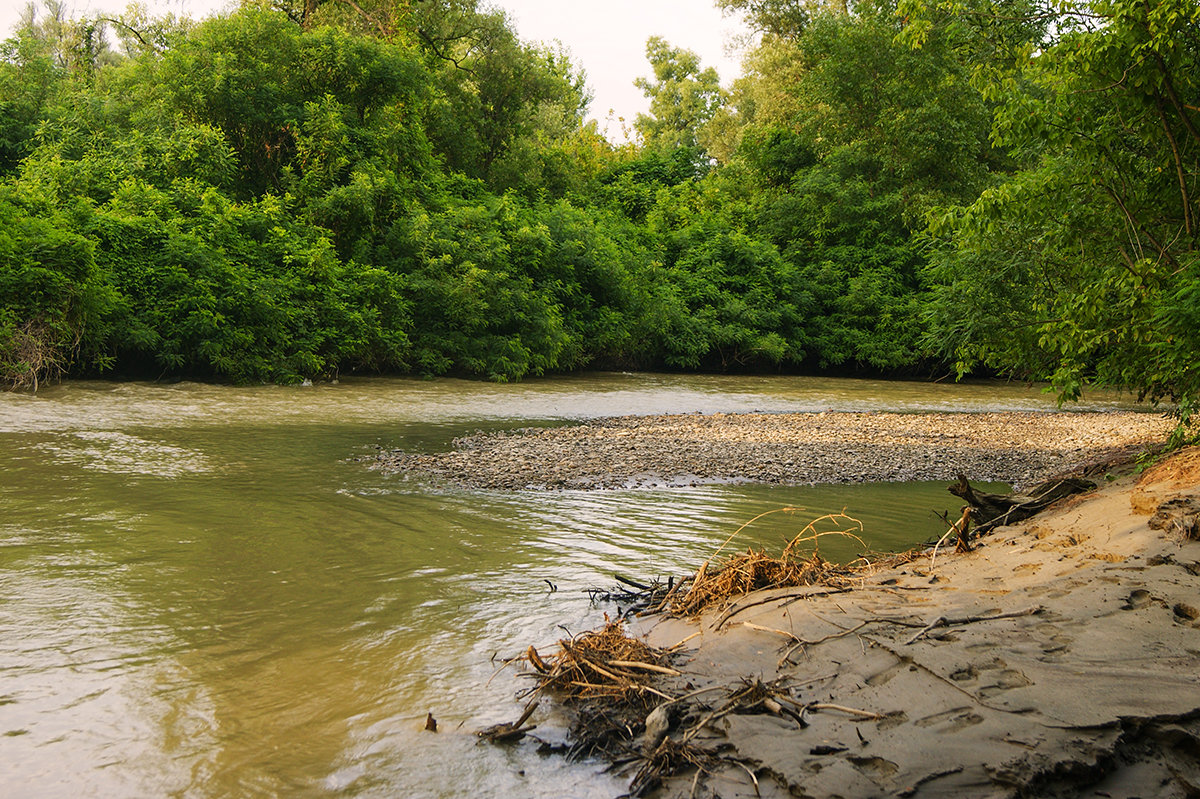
[0,373,1140,798]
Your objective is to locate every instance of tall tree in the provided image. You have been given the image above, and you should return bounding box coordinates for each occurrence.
[706,4,996,370]
[716,0,850,38]
[633,36,726,155]
[920,0,1200,433]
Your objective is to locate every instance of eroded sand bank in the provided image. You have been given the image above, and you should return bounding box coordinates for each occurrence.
[604,449,1200,797]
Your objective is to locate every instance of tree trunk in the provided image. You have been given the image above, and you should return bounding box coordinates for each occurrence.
[949,474,1096,533]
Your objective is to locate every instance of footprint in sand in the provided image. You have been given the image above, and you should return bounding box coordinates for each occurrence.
[978,669,1033,698]
[864,660,907,687]
[914,706,985,732]
[1122,588,1152,610]
[949,665,978,682]
[1173,602,1199,624]
[847,755,900,786]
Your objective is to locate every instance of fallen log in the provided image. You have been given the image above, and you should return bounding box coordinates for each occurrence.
[949,474,1095,533]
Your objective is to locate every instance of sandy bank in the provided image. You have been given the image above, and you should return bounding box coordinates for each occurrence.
[557,448,1200,797]
[374,411,1173,490]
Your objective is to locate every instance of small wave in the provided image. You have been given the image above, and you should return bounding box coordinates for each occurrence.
[35,431,216,477]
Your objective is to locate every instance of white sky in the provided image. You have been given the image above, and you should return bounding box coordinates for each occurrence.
[0,0,748,134]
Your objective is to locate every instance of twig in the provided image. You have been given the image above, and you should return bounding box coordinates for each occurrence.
[741,621,799,641]
[638,684,679,702]
[732,759,761,795]
[652,575,689,613]
[779,620,871,667]
[929,507,970,572]
[710,507,803,563]
[666,631,702,651]
[954,507,974,553]
[660,684,731,707]
[783,512,866,557]
[806,702,884,720]
[607,660,682,676]
[484,649,535,688]
[512,700,539,729]
[679,681,766,745]
[780,672,839,690]
[615,574,651,591]
[903,616,949,645]
[715,587,852,628]
[576,655,625,682]
[476,700,540,743]
[902,606,1044,645]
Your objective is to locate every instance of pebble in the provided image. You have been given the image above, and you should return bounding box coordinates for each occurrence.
[371,411,1174,491]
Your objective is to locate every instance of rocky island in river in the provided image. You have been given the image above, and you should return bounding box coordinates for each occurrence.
[373,410,1174,490]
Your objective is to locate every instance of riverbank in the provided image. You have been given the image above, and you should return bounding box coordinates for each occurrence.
[525,447,1200,797]
[374,411,1173,490]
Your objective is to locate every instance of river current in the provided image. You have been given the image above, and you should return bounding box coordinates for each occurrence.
[0,373,1138,798]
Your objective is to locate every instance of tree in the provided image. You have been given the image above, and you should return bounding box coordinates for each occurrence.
[919,0,1200,434]
[0,31,61,175]
[633,37,727,155]
[0,187,117,388]
[403,0,594,196]
[707,4,997,370]
[716,0,850,38]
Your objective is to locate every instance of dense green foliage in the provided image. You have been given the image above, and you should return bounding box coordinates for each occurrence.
[1,0,1195,432]
[905,0,1199,433]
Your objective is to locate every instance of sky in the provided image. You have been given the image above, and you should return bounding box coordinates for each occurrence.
[0,0,749,134]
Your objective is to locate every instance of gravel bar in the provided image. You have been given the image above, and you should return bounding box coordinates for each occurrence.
[372,411,1175,490]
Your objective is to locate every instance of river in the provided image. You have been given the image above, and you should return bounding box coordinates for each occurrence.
[0,373,1138,798]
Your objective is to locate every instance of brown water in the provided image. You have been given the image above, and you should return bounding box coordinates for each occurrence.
[0,373,1138,798]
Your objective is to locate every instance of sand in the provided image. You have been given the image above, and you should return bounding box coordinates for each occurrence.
[592,447,1200,797]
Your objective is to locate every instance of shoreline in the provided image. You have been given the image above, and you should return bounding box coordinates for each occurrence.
[374,410,1174,491]
[515,447,1200,797]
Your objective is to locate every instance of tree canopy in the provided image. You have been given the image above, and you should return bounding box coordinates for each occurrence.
[911,0,1199,433]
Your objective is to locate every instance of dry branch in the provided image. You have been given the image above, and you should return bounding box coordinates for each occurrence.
[475,700,539,743]
[902,606,1044,645]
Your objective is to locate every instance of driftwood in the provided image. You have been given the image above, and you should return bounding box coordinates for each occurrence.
[475,700,539,744]
[587,574,683,619]
[949,474,1096,533]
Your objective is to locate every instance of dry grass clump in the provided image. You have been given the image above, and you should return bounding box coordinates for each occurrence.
[481,622,673,753]
[627,737,719,798]
[671,549,835,615]
[1139,445,1200,489]
[518,619,681,763]
[668,509,919,616]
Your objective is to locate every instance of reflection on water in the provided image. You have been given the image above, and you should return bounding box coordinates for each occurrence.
[0,374,1112,797]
